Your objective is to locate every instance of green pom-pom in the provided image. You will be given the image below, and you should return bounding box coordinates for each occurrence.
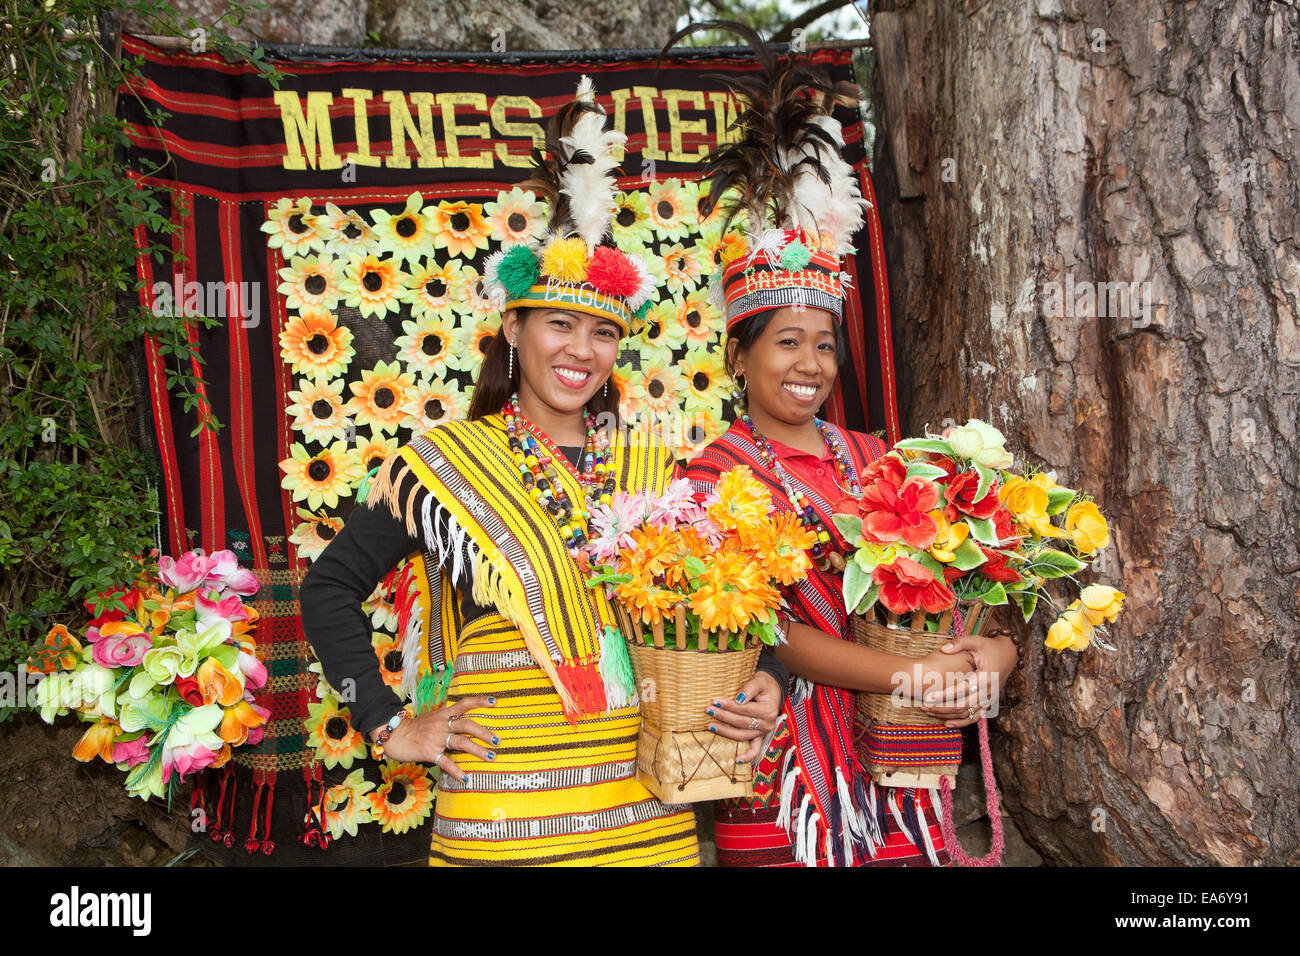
[628,300,652,334]
[779,240,812,272]
[498,245,540,300]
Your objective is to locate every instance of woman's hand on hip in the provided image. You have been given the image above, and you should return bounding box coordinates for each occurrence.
[707,670,782,763]
[377,695,499,781]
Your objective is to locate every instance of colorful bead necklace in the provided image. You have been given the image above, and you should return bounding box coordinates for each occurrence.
[741,413,861,573]
[503,394,616,558]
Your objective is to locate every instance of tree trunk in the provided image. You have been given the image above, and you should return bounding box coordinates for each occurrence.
[870,0,1300,865]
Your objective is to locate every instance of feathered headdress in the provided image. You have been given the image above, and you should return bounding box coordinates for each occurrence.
[482,76,654,334]
[662,21,870,330]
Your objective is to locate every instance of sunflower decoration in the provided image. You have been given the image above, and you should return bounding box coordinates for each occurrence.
[346,360,418,435]
[371,192,436,266]
[280,441,364,510]
[305,693,368,770]
[280,307,355,380]
[403,260,469,321]
[372,632,405,690]
[394,312,458,380]
[672,287,722,348]
[659,243,702,296]
[355,433,398,480]
[306,659,338,701]
[483,186,547,247]
[262,197,327,258]
[636,352,688,420]
[611,189,655,248]
[646,178,695,243]
[695,183,749,245]
[337,254,407,319]
[462,267,504,319]
[448,314,502,378]
[679,345,729,418]
[363,583,398,631]
[697,229,747,275]
[672,405,728,462]
[286,376,350,445]
[640,299,689,354]
[370,761,436,835]
[402,377,469,432]
[320,768,375,840]
[320,201,375,258]
[277,255,345,313]
[430,199,492,259]
[607,360,637,418]
[289,507,345,562]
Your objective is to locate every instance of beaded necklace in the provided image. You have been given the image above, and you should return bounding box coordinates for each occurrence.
[503,394,616,559]
[741,413,861,573]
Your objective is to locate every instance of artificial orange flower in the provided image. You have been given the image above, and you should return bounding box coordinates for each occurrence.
[614,572,679,626]
[370,761,435,835]
[708,466,773,534]
[373,634,404,690]
[72,717,120,763]
[197,657,244,707]
[219,699,267,746]
[746,512,817,585]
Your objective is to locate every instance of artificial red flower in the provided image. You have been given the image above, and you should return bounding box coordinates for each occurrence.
[173,675,205,708]
[992,507,1020,546]
[944,470,1000,522]
[872,557,956,614]
[84,586,139,628]
[977,546,1022,584]
[856,457,940,549]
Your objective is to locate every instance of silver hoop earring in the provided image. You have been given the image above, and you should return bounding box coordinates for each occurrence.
[508,341,515,381]
[732,372,747,403]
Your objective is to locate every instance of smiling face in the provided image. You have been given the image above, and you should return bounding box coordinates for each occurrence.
[502,306,622,425]
[728,306,840,429]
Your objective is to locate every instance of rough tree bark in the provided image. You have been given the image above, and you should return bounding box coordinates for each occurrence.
[870,0,1299,865]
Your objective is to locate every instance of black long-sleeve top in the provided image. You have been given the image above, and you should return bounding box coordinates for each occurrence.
[299,445,790,739]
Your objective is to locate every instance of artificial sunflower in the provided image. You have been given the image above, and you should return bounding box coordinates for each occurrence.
[448,315,502,377]
[289,507,345,562]
[305,694,368,770]
[394,312,458,380]
[321,768,375,840]
[355,434,398,479]
[402,377,469,432]
[370,761,435,835]
[346,360,418,435]
[277,255,344,312]
[430,200,492,259]
[679,346,728,417]
[483,186,546,247]
[463,268,503,318]
[696,229,746,276]
[262,197,326,257]
[279,307,355,380]
[372,632,404,690]
[307,659,338,702]
[363,583,398,631]
[279,441,364,510]
[672,288,721,348]
[402,260,468,321]
[320,201,375,258]
[286,376,350,445]
[608,361,637,420]
[611,189,655,247]
[646,178,693,243]
[636,353,687,420]
[659,243,702,295]
[337,254,407,319]
[371,192,435,266]
[640,299,689,354]
[671,406,727,462]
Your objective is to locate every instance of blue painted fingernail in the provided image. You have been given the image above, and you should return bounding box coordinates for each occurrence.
[709,724,717,733]
[487,751,496,760]
[487,696,496,705]
[492,735,500,746]
[712,700,721,707]
[706,708,715,716]
[735,692,746,703]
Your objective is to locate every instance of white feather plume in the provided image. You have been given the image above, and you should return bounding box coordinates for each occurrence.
[778,114,868,255]
[558,75,626,250]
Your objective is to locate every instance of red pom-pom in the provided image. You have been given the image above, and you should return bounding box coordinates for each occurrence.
[585,246,639,298]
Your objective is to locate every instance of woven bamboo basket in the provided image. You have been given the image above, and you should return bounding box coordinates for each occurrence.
[849,600,995,786]
[612,601,759,803]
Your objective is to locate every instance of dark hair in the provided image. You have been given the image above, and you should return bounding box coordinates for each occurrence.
[467,308,624,421]
[723,307,851,379]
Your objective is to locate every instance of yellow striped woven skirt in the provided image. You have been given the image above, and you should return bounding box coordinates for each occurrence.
[428,612,700,866]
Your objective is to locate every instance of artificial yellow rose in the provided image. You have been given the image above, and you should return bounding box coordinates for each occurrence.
[1078,584,1124,625]
[1064,501,1110,552]
[1029,472,1057,491]
[928,509,969,563]
[1044,604,1093,652]
[999,475,1062,538]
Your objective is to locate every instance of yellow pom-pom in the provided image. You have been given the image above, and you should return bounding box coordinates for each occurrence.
[540,237,589,284]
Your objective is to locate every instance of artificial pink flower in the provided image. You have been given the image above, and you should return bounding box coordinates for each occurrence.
[195,588,249,623]
[91,625,151,669]
[206,550,260,595]
[237,650,267,691]
[649,478,709,529]
[587,491,653,565]
[112,735,151,768]
[158,551,216,592]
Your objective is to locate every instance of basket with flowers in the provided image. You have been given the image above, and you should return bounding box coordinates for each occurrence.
[830,418,1122,864]
[28,549,269,811]
[587,466,814,802]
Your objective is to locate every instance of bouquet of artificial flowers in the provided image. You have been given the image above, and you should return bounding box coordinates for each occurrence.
[29,549,269,803]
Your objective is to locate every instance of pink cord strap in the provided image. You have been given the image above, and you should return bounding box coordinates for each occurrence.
[937,717,1004,867]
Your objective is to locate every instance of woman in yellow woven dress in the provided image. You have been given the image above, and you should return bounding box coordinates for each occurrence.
[299,77,784,866]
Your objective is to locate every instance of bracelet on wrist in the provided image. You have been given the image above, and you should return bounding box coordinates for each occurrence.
[370,708,411,761]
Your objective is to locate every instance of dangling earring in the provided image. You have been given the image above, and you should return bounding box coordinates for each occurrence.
[732,372,747,404]
[508,340,515,381]
[603,379,609,400]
